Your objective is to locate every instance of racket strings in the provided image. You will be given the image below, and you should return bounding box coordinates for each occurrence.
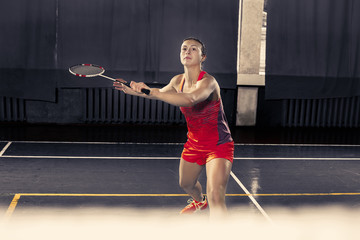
[70,65,104,76]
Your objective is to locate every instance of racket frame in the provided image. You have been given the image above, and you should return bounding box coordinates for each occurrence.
[69,63,150,94]
[69,63,106,78]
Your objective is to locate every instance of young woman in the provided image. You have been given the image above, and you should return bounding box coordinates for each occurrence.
[113,37,234,218]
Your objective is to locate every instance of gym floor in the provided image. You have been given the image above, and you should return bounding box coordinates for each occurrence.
[1,124,360,239]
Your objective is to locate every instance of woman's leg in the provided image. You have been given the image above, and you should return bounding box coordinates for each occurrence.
[206,158,232,218]
[179,158,205,202]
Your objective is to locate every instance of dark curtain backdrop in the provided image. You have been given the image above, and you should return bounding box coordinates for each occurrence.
[0,0,238,102]
[0,1,57,101]
[265,0,360,99]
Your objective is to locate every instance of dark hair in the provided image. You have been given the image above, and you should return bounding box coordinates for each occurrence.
[183,37,206,57]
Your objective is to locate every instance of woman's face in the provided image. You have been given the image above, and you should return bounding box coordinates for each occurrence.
[180,40,204,67]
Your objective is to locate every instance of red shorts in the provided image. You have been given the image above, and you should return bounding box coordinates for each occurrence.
[181,141,234,166]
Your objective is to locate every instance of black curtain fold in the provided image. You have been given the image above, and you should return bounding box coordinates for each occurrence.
[266,0,360,99]
[59,0,238,87]
[0,0,238,101]
[0,0,57,101]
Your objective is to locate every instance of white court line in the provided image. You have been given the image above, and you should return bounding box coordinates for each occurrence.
[2,140,184,145]
[234,143,360,147]
[230,171,274,225]
[0,155,179,160]
[0,142,12,156]
[233,157,360,161]
[3,140,360,147]
[2,155,360,161]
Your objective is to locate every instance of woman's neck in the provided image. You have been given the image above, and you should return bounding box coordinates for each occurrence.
[184,66,202,86]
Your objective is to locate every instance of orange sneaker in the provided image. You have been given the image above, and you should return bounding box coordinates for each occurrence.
[180,196,208,214]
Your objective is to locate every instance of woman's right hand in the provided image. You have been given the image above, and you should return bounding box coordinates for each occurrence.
[130,81,151,94]
[113,79,126,90]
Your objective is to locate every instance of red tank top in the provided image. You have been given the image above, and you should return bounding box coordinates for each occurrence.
[179,71,233,148]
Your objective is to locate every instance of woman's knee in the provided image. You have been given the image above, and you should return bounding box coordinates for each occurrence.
[179,178,196,190]
[178,158,204,190]
[207,186,226,205]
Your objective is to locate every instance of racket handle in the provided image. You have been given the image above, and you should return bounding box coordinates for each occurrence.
[121,82,150,95]
[141,88,150,95]
[98,74,150,95]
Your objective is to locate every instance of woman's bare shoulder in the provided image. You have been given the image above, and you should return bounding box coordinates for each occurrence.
[203,72,216,82]
[171,74,184,83]
[168,74,184,87]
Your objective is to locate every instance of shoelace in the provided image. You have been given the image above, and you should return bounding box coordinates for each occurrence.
[182,197,207,212]
[184,198,199,210]
[187,196,206,204]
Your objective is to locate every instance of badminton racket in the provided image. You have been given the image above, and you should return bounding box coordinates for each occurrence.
[69,64,150,95]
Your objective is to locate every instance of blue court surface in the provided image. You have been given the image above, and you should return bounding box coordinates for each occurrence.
[1,140,360,239]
